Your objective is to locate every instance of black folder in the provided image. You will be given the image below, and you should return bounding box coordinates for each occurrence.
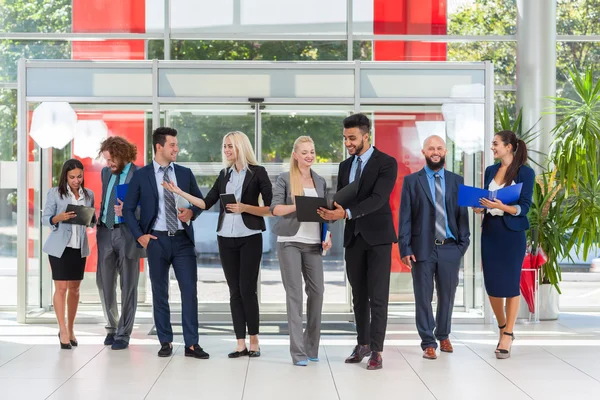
[63,204,96,227]
[332,180,358,208]
[295,196,329,223]
[220,193,237,213]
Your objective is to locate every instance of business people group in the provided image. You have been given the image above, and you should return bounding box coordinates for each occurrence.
[40,113,532,365]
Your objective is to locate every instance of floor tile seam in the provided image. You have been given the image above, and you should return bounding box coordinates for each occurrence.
[393,345,439,400]
[322,345,342,400]
[540,346,600,384]
[44,345,108,400]
[458,336,535,399]
[0,344,34,369]
[143,342,183,400]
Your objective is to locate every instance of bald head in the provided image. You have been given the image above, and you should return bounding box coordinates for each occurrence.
[422,135,446,150]
[421,135,447,171]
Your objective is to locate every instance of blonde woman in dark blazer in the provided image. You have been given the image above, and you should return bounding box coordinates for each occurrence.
[270,136,332,366]
[42,159,95,349]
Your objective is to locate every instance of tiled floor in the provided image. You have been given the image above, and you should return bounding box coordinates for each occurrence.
[1,312,600,399]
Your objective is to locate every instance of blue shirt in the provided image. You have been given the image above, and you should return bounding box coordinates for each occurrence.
[101,162,132,225]
[152,160,184,232]
[218,167,262,238]
[346,146,375,219]
[423,165,455,240]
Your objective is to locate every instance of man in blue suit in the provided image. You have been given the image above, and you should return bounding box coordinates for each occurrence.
[124,127,209,359]
[398,135,470,360]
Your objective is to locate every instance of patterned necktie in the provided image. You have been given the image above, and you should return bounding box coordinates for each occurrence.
[434,173,446,241]
[104,177,118,229]
[354,156,362,183]
[160,166,179,234]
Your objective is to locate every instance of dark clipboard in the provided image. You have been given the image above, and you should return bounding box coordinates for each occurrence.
[295,196,329,223]
[220,193,237,213]
[332,180,358,208]
[63,204,96,227]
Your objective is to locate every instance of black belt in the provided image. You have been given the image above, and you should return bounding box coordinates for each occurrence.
[152,230,186,237]
[434,238,456,246]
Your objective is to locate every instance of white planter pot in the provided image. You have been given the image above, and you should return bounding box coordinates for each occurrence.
[538,284,560,321]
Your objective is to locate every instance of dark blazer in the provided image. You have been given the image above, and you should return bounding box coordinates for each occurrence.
[97,164,146,259]
[123,163,203,245]
[483,163,535,232]
[203,164,273,232]
[337,147,398,247]
[398,168,470,262]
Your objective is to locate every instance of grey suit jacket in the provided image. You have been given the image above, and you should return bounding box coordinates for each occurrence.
[42,187,95,258]
[269,170,327,237]
[97,164,146,259]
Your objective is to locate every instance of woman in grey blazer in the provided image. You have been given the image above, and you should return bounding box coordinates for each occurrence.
[42,159,95,349]
[270,136,332,366]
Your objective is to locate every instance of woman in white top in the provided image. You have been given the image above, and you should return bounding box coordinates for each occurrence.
[42,159,95,349]
[270,136,332,366]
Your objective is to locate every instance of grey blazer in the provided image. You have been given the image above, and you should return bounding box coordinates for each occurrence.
[269,171,327,237]
[97,164,146,259]
[42,187,95,258]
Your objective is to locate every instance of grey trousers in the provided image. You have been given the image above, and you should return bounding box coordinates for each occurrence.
[96,226,141,343]
[277,242,324,363]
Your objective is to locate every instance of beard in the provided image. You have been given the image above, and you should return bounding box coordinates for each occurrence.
[111,159,128,175]
[425,155,445,170]
[353,140,365,155]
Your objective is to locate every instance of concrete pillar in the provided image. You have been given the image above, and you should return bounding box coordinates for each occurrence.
[516,0,556,169]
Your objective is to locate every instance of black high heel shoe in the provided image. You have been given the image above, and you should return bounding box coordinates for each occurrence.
[70,338,78,347]
[495,323,506,352]
[58,332,72,350]
[496,332,514,359]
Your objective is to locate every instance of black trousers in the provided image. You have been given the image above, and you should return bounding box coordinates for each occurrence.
[345,234,392,352]
[217,233,262,339]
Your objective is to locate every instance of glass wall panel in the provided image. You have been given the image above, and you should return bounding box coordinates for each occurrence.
[448,41,516,86]
[168,40,348,61]
[260,106,350,306]
[362,105,484,312]
[0,89,17,306]
[448,0,516,35]
[170,0,347,35]
[164,105,255,304]
[557,0,600,35]
[0,0,72,33]
[556,41,600,98]
[0,40,71,83]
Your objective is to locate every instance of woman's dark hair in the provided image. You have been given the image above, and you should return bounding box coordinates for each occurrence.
[495,130,528,185]
[57,159,90,200]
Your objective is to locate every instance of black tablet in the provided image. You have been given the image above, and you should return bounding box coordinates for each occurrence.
[220,193,237,213]
[333,180,358,208]
[63,204,96,227]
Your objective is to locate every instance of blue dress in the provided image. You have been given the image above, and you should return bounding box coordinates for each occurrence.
[480,165,535,298]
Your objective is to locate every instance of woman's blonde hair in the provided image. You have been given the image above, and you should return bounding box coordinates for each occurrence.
[222,131,258,170]
[289,136,315,203]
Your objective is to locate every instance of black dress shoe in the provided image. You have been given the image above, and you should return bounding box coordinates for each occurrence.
[228,348,249,358]
[104,333,115,346]
[345,344,371,363]
[248,348,261,358]
[70,339,78,347]
[158,342,173,357]
[185,344,209,359]
[58,332,72,350]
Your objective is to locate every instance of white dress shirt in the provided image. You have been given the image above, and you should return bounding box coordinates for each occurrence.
[67,186,86,249]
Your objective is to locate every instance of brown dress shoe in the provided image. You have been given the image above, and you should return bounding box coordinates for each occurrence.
[366,352,382,370]
[423,347,437,360]
[345,344,371,363]
[440,339,453,353]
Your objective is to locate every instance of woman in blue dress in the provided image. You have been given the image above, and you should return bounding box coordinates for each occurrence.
[473,130,534,359]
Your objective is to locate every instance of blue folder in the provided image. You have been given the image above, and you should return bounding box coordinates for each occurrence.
[458,183,523,208]
[321,222,329,243]
[116,184,128,223]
